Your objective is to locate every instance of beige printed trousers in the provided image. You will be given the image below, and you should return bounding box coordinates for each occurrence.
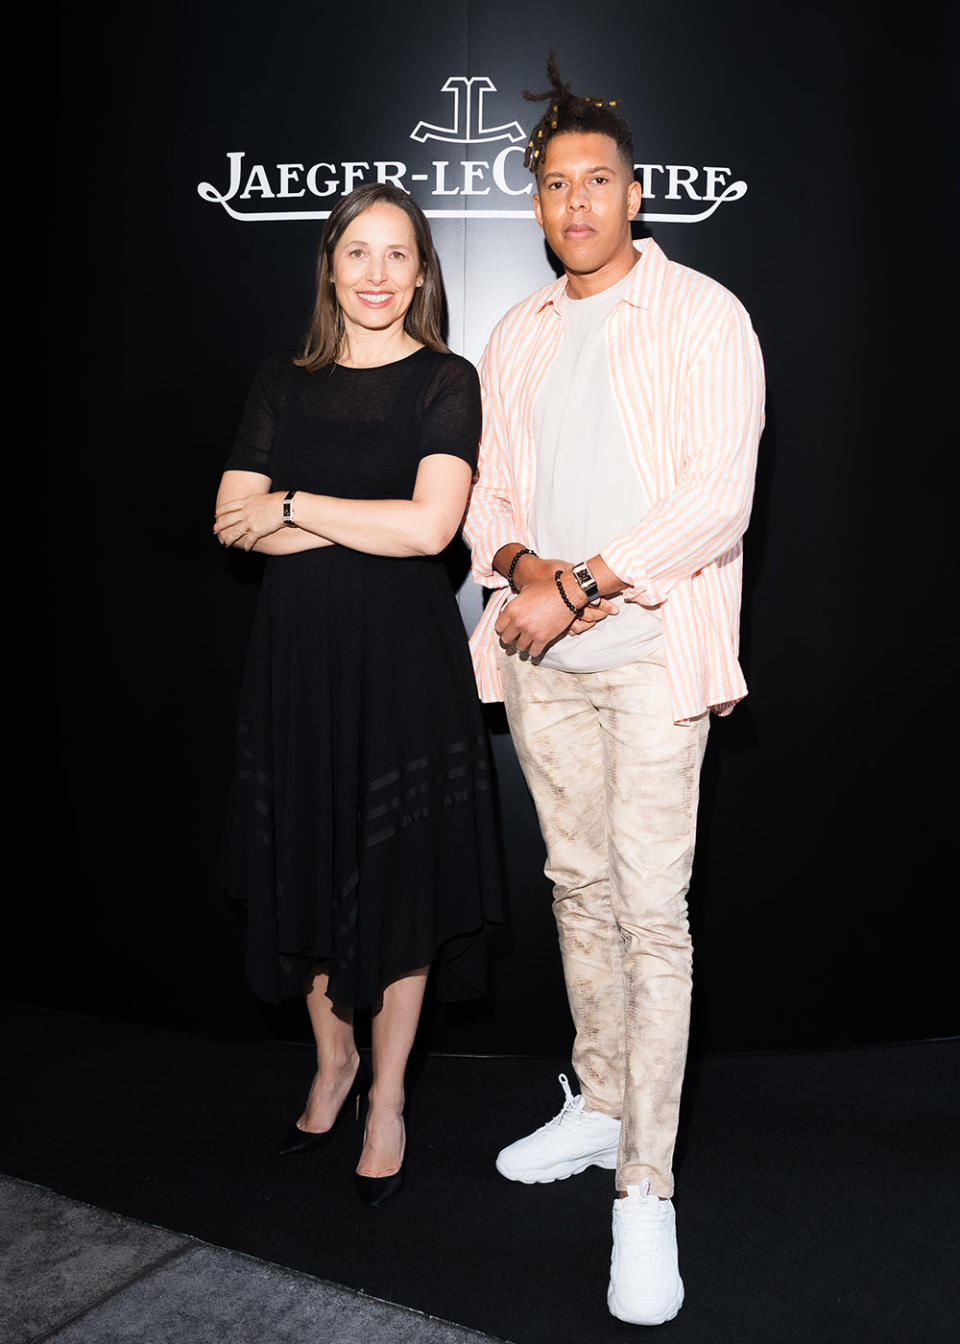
[499,643,709,1196]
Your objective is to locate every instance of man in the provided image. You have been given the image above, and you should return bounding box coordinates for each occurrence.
[463,57,764,1326]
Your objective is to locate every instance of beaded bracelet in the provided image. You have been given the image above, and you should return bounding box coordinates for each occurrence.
[554,569,586,616]
[507,546,537,594]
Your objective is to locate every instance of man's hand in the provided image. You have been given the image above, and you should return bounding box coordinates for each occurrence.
[213,492,285,550]
[495,577,573,656]
[495,572,618,657]
[568,600,618,635]
[511,553,566,590]
[514,556,619,641]
[492,546,621,655]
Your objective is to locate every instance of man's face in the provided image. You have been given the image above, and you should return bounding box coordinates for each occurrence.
[533,132,642,291]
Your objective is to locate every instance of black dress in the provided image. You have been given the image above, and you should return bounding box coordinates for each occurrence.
[225,347,502,1008]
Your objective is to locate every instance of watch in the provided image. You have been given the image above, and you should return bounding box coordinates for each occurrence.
[571,560,599,603]
[281,490,297,527]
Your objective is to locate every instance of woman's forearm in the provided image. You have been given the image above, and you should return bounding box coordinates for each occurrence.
[215,457,472,557]
[252,528,333,556]
[291,494,447,556]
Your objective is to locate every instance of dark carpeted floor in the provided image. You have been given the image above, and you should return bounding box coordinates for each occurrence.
[2,1003,958,1344]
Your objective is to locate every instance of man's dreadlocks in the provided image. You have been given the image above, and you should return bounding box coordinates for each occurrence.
[522,52,635,177]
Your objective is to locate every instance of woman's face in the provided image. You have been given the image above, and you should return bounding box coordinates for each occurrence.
[331,202,423,338]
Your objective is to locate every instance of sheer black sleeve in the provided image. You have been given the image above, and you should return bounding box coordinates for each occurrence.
[417,355,482,471]
[223,352,292,476]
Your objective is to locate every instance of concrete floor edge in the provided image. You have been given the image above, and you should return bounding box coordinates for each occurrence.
[2,1174,515,1344]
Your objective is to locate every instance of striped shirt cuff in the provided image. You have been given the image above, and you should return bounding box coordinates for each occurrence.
[469,516,519,586]
[600,537,664,607]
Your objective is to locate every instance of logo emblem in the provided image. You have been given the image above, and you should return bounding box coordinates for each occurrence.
[410,77,525,146]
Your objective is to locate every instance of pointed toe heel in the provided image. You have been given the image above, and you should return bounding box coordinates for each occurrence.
[277,1053,368,1156]
[354,1163,405,1207]
[277,1123,338,1156]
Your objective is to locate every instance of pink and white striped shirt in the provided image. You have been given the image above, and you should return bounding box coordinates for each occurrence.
[463,238,765,723]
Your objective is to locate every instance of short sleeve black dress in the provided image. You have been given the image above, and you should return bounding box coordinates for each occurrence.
[225,347,502,1008]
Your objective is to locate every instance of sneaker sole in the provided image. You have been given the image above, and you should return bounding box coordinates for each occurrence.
[607,1277,684,1326]
[495,1151,618,1183]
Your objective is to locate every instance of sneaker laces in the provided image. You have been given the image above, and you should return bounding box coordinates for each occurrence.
[539,1073,584,1131]
[616,1180,669,1256]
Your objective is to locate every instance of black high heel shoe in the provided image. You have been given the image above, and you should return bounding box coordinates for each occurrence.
[277,1054,368,1156]
[354,1115,406,1207]
[354,1163,404,1207]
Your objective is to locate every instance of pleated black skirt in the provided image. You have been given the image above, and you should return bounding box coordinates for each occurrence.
[227,544,503,1009]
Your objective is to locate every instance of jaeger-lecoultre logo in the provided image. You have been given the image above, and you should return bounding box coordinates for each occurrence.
[410,77,526,146]
[197,74,748,225]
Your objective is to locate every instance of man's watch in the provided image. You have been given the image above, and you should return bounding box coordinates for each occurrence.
[571,560,600,603]
[281,490,297,527]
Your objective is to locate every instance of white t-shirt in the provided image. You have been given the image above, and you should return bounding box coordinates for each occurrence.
[529,269,663,672]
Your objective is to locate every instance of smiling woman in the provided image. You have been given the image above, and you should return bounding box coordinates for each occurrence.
[213,183,502,1210]
[295,185,448,373]
[332,209,423,341]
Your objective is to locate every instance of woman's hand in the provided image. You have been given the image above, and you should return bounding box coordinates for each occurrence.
[213,491,285,550]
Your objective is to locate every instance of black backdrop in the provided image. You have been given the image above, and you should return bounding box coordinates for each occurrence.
[13,1,956,1055]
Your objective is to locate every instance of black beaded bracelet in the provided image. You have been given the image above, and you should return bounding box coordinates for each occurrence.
[507,546,537,594]
[554,569,586,616]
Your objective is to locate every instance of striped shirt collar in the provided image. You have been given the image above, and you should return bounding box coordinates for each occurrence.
[534,237,666,316]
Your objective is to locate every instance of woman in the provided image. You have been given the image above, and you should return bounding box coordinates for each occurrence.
[213,183,501,1207]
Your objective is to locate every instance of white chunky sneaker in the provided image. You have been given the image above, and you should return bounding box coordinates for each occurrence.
[495,1073,620,1183]
[607,1179,684,1326]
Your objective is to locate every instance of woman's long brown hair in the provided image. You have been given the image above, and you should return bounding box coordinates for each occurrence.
[295,183,448,372]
